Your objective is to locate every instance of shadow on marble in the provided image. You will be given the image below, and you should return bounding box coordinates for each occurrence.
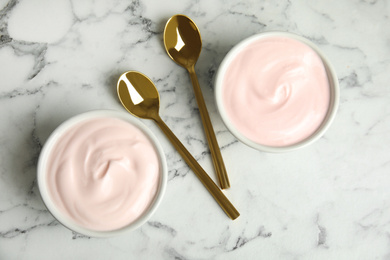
[105,71,124,103]
[156,16,171,50]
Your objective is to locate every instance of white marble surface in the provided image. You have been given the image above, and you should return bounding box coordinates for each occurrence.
[1,0,390,259]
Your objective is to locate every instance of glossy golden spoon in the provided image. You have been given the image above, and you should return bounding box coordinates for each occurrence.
[164,15,230,189]
[117,71,239,220]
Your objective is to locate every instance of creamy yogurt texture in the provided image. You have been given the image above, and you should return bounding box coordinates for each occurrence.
[47,117,160,231]
[222,36,330,146]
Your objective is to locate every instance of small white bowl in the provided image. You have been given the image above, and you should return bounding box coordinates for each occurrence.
[37,110,167,237]
[215,31,339,152]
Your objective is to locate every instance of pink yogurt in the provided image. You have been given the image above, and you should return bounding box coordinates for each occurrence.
[46,117,160,231]
[221,36,330,147]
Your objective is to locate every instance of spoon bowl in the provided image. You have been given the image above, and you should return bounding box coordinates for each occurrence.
[117,72,160,120]
[164,15,202,68]
[117,71,239,220]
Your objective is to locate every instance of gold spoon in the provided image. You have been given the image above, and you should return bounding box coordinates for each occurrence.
[164,15,230,189]
[117,71,239,220]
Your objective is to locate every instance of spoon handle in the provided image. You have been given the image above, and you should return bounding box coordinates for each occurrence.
[154,116,239,220]
[187,66,230,190]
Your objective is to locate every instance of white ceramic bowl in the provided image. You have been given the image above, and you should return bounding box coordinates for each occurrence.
[37,110,167,237]
[215,31,339,152]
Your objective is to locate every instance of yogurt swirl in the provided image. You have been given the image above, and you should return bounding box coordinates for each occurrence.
[47,117,160,231]
[222,36,330,146]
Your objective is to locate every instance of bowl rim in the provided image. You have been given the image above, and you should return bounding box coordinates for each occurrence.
[214,31,340,153]
[37,109,168,237]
